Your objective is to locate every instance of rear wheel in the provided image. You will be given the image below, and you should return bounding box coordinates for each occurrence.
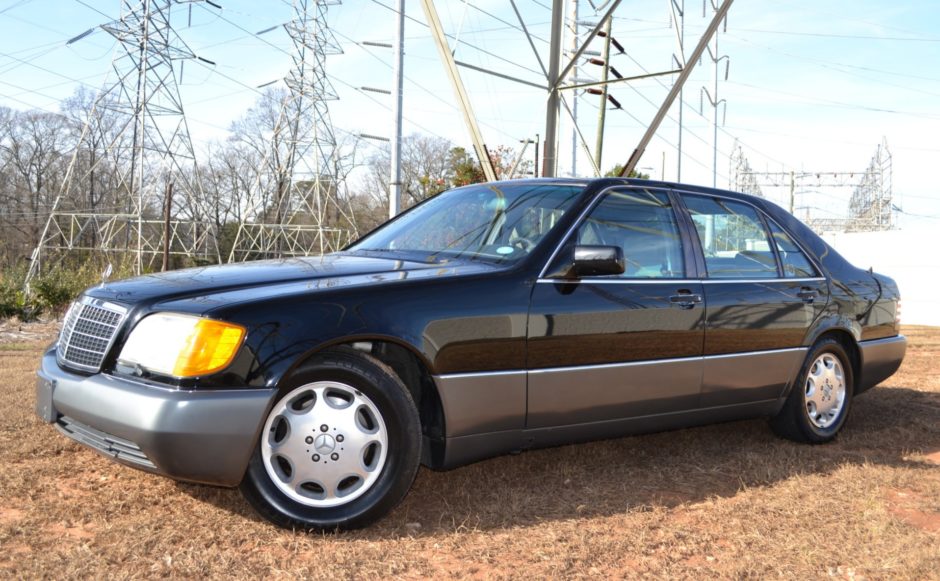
[770,338,854,443]
[240,347,421,531]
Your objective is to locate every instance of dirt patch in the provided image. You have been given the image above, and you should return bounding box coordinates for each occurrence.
[0,317,58,345]
[886,489,940,534]
[0,508,25,525]
[46,522,97,541]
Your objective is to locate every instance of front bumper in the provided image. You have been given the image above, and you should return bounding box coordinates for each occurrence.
[36,347,276,487]
[857,335,907,394]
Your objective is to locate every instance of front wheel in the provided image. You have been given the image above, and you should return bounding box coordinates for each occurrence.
[770,338,854,444]
[240,347,421,531]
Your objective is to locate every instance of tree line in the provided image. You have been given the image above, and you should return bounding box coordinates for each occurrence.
[0,86,530,270]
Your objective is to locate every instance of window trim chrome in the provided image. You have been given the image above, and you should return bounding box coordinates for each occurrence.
[539,184,829,285]
[535,276,826,285]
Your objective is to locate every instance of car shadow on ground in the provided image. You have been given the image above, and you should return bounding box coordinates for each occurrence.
[176,385,940,536]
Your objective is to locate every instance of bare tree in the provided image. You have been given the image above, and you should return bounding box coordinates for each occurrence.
[0,110,70,258]
[360,134,455,212]
[228,88,291,223]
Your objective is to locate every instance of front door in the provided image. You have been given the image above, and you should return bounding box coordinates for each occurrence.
[526,187,705,428]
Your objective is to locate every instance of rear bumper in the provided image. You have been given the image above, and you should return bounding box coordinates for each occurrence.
[857,335,907,394]
[36,347,275,486]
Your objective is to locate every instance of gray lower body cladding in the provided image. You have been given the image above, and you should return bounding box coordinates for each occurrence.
[36,348,275,487]
[857,335,907,394]
[37,335,907,480]
[431,337,908,469]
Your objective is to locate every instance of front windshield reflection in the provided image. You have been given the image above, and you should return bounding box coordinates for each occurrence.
[349,183,584,264]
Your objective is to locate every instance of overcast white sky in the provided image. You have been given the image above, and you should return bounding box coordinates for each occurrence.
[2,0,939,230]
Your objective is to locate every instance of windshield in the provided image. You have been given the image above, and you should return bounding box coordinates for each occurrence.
[348,183,585,263]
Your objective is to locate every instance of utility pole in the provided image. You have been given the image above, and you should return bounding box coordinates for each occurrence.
[534,133,540,177]
[162,181,173,272]
[567,0,579,176]
[594,16,612,170]
[389,0,405,218]
[789,170,795,214]
[542,0,565,177]
[702,0,729,188]
[670,0,686,181]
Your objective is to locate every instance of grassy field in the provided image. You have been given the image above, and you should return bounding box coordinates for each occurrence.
[0,326,938,579]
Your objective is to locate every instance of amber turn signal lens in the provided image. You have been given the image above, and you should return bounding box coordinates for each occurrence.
[172,319,246,377]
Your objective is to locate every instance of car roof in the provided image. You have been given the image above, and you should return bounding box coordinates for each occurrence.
[496,177,763,205]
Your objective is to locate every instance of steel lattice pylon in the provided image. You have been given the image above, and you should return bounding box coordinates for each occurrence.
[729,139,895,234]
[728,141,763,198]
[25,0,218,287]
[228,0,355,262]
[848,138,893,231]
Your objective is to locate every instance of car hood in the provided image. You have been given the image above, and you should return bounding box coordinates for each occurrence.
[84,253,494,305]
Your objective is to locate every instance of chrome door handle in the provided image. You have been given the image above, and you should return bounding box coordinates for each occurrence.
[669,292,702,309]
[797,287,818,303]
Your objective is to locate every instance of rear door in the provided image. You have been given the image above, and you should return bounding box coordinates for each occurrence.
[526,186,705,428]
[676,192,828,407]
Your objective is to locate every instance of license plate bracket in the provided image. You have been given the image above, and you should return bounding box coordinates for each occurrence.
[35,373,57,423]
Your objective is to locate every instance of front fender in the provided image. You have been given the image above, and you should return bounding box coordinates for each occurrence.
[162,274,533,391]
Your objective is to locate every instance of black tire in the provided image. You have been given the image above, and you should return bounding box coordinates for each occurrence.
[239,347,421,531]
[770,337,855,444]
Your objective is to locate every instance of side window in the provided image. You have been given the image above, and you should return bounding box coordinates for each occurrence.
[575,189,684,278]
[767,220,818,278]
[682,195,778,279]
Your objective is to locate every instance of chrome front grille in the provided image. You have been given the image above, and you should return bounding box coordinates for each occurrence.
[57,297,127,372]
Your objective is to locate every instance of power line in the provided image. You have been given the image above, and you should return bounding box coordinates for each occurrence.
[365,0,544,78]
[194,1,294,59]
[73,0,113,20]
[462,1,549,44]
[726,34,940,100]
[330,28,527,144]
[727,27,940,42]
[728,80,940,120]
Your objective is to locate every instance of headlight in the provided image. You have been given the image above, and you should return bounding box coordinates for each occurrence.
[118,313,246,378]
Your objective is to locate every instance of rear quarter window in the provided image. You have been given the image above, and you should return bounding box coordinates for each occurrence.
[767,220,818,278]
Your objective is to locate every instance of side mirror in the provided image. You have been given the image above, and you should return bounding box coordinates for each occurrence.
[569,245,625,277]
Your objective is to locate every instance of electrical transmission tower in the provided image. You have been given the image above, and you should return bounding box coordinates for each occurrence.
[25,0,218,287]
[728,141,762,197]
[669,0,687,181]
[849,138,894,231]
[731,140,895,233]
[228,0,353,262]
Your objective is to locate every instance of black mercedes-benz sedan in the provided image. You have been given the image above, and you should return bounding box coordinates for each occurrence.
[36,178,906,531]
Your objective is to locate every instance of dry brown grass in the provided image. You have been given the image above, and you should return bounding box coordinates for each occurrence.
[1,326,938,579]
